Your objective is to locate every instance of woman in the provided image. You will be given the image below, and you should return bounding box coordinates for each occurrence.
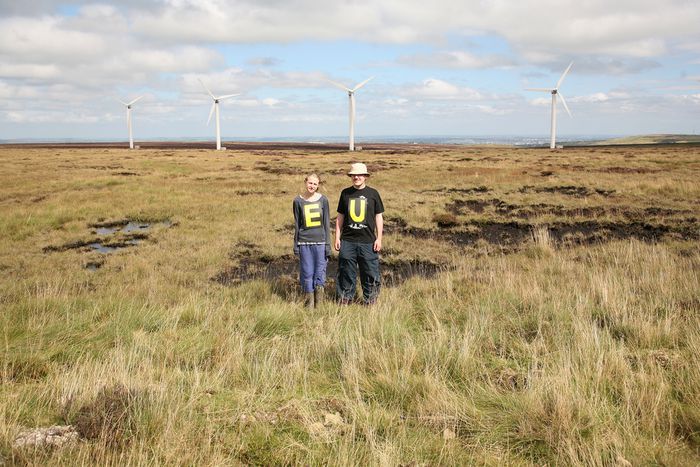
[292,174,331,308]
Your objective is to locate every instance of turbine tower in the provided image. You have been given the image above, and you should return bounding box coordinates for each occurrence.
[199,79,239,150]
[118,96,143,149]
[526,62,573,149]
[328,77,374,151]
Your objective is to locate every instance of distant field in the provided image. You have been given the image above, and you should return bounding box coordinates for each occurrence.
[1,144,699,465]
[591,134,700,145]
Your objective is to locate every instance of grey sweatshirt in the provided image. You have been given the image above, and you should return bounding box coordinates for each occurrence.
[292,194,331,256]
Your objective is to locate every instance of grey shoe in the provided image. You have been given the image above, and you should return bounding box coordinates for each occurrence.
[314,286,324,307]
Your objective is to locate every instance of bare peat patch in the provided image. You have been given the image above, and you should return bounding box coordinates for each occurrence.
[213,242,447,290]
[447,199,690,221]
[394,219,699,251]
[518,185,615,197]
[254,163,298,175]
[420,186,491,195]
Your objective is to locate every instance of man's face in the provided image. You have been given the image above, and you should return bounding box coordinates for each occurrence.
[350,174,366,188]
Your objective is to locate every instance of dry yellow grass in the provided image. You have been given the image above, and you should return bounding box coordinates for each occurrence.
[1,143,699,465]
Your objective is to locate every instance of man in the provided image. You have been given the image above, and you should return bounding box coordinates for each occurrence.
[335,162,384,305]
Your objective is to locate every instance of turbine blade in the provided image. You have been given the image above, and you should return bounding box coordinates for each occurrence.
[525,88,553,92]
[326,79,351,92]
[556,61,574,89]
[128,96,144,106]
[207,102,215,125]
[217,93,240,100]
[558,93,572,117]
[199,78,215,98]
[118,99,128,106]
[352,76,374,92]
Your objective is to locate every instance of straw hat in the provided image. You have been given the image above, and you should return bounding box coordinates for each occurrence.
[347,162,370,176]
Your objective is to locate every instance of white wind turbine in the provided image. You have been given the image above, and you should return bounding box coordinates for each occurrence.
[526,62,573,149]
[328,77,374,151]
[199,79,240,150]
[118,96,143,149]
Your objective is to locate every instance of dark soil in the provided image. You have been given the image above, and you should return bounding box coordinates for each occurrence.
[420,186,491,195]
[213,242,446,291]
[255,164,298,175]
[518,185,615,197]
[447,199,690,220]
[392,219,699,250]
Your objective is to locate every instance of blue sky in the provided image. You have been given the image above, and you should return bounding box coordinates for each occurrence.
[0,0,699,141]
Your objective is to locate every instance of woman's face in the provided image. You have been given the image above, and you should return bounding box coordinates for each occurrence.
[305,177,319,194]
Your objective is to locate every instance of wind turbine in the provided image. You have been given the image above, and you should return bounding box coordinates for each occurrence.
[199,79,239,150]
[328,77,374,151]
[118,96,143,149]
[526,62,573,149]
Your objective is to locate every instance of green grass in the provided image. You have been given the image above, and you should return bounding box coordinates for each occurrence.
[1,144,699,465]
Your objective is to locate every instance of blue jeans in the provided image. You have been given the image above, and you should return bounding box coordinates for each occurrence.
[299,244,328,293]
[337,241,380,302]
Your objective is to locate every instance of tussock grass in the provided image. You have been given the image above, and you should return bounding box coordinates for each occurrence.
[1,144,699,465]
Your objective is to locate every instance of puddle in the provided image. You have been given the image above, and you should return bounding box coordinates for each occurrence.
[44,219,173,258]
[91,220,171,235]
[88,239,141,253]
[85,261,104,271]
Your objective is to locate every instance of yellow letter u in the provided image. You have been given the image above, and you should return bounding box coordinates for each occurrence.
[349,199,366,222]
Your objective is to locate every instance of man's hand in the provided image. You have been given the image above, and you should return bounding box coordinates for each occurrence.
[373,238,382,252]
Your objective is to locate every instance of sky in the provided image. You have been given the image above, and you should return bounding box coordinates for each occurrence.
[1,0,699,141]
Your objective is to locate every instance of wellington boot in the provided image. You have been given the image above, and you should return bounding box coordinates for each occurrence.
[314,286,324,307]
[304,292,315,309]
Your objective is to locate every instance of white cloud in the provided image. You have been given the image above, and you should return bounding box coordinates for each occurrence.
[0,16,109,63]
[398,50,515,69]
[404,78,483,100]
[570,93,610,103]
[1,1,699,138]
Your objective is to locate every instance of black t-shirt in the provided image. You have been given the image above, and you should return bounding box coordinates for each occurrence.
[337,186,384,243]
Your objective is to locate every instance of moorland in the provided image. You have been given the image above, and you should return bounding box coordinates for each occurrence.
[1,142,699,465]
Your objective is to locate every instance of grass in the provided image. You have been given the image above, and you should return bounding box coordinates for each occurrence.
[0,143,699,465]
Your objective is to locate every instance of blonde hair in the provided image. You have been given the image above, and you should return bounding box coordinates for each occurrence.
[303,173,321,193]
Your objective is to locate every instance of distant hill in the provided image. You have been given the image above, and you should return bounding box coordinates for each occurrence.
[589,134,700,145]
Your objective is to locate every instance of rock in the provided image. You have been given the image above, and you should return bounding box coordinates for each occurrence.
[13,425,79,449]
[323,412,344,427]
[442,428,456,440]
